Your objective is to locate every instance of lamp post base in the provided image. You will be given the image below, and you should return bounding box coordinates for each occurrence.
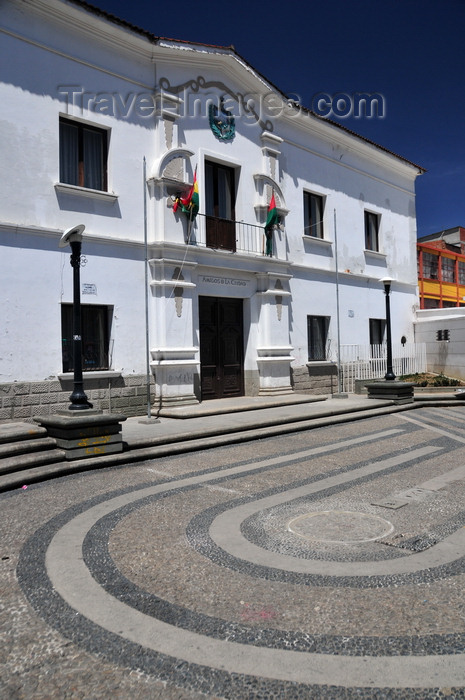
[34,411,127,460]
[366,380,415,404]
[68,384,93,410]
[68,402,94,411]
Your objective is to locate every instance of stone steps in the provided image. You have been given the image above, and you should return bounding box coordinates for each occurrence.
[0,422,47,444]
[0,397,461,493]
[0,422,66,477]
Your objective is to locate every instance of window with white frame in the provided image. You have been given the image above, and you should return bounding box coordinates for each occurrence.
[59,117,108,191]
[303,192,324,238]
[307,315,330,361]
[61,304,111,373]
[364,211,380,252]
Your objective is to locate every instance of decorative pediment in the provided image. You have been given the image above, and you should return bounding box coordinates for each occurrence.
[158,76,274,132]
[253,174,288,220]
[151,148,195,185]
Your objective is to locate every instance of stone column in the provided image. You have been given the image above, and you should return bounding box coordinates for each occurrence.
[254,272,294,395]
[149,258,199,407]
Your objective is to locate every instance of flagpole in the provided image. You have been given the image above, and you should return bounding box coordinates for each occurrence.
[139,156,159,423]
[334,208,347,398]
[186,166,197,244]
[187,202,194,244]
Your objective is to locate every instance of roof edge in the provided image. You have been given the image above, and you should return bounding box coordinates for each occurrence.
[64,0,425,173]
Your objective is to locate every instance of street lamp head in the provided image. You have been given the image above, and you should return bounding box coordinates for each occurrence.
[379,276,394,294]
[59,224,85,248]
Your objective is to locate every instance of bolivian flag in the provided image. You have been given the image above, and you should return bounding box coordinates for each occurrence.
[176,170,199,221]
[265,192,278,256]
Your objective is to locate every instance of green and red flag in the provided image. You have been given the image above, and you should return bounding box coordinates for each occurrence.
[264,192,278,256]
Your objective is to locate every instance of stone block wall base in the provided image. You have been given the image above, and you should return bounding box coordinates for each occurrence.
[34,411,127,460]
[0,374,154,423]
[366,381,415,404]
[258,385,294,396]
[291,363,338,395]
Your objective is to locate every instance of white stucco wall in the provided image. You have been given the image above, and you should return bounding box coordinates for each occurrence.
[0,0,422,398]
[0,228,147,382]
[415,309,465,380]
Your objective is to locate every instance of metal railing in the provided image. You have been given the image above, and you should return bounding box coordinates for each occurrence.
[189,213,274,256]
[339,343,427,393]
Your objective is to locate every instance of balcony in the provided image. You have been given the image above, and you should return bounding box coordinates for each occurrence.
[190,213,279,257]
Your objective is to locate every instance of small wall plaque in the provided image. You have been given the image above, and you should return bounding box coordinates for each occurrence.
[82,283,97,295]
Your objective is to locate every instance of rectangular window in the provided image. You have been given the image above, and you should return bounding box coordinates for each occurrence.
[205,161,236,251]
[458,261,465,284]
[422,252,439,279]
[423,298,440,309]
[307,315,330,361]
[369,318,386,359]
[303,192,324,238]
[61,304,111,373]
[59,117,108,191]
[369,318,386,346]
[364,211,380,251]
[441,256,455,283]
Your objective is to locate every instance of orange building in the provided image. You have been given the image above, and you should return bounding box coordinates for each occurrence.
[417,227,465,309]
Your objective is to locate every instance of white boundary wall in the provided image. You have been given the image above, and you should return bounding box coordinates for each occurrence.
[415,309,465,381]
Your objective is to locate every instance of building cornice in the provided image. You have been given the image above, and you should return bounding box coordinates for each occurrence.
[6,0,424,178]
[280,134,419,195]
[0,222,146,251]
[0,26,154,91]
[149,242,292,276]
[16,0,157,60]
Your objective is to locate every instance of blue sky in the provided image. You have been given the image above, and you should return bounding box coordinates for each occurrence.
[86,0,464,238]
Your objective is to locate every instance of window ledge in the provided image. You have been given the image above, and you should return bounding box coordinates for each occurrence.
[58,370,121,380]
[306,361,336,367]
[364,249,386,260]
[55,182,118,203]
[303,235,332,246]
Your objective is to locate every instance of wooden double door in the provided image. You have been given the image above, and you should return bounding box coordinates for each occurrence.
[199,297,244,400]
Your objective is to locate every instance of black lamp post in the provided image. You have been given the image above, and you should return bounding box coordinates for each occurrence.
[59,225,93,410]
[380,276,396,381]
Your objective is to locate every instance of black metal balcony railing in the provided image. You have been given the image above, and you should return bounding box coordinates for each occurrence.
[191,213,275,256]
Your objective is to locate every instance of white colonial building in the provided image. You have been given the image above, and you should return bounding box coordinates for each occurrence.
[0,0,423,419]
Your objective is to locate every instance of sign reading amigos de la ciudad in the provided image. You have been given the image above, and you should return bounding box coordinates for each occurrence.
[199,274,250,290]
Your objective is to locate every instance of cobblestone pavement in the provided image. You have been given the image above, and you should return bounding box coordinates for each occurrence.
[2,406,465,698]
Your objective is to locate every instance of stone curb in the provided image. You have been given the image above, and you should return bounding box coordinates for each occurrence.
[0,397,462,493]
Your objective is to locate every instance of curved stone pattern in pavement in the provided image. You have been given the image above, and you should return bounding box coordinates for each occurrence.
[16,411,465,698]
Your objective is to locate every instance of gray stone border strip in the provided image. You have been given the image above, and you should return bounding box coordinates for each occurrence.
[208,446,463,578]
[44,450,465,689]
[82,500,465,658]
[15,421,465,696]
[16,495,465,698]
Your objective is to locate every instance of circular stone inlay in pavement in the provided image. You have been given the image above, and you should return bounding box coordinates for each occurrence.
[287,510,394,544]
